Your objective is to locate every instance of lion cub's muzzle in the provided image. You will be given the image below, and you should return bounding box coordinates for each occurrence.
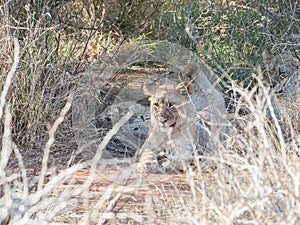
[153,100,177,128]
[157,113,176,127]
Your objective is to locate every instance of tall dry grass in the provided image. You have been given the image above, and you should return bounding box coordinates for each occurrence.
[1,0,300,224]
[2,52,300,224]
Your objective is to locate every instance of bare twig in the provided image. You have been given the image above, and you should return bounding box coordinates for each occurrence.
[0,105,13,223]
[37,94,73,191]
[76,108,135,196]
[0,38,20,121]
[12,142,29,197]
[0,105,12,178]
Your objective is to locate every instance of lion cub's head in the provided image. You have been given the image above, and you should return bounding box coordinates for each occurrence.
[143,64,200,133]
[263,50,300,93]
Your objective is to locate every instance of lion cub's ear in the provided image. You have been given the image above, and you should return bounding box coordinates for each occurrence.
[180,63,200,81]
[143,80,158,96]
[175,81,194,95]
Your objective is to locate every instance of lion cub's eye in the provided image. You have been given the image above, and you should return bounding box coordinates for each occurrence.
[153,102,159,109]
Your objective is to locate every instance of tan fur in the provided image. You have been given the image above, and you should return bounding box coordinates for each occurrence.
[142,83,197,153]
[263,50,300,96]
[263,50,300,133]
[136,63,228,172]
[137,78,198,172]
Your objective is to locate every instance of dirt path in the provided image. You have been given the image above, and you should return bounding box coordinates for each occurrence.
[53,165,207,224]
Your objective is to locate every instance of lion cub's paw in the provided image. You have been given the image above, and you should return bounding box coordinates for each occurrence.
[136,149,159,173]
[162,159,187,172]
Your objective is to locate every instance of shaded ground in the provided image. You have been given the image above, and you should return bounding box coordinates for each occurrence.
[5,66,205,224]
[5,64,300,224]
[51,165,209,224]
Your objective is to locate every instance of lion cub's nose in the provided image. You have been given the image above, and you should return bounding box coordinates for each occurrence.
[158,116,176,127]
[159,117,168,125]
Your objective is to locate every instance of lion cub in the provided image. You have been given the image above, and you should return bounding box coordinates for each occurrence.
[262,50,300,133]
[136,64,202,172]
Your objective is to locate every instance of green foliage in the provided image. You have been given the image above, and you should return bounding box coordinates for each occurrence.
[156,1,299,82]
[1,0,299,149]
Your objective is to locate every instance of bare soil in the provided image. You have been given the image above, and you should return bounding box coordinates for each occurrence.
[9,66,205,224]
[52,165,208,224]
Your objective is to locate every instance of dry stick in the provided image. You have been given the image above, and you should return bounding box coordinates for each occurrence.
[11,162,88,225]
[0,105,13,224]
[88,108,135,178]
[24,162,87,207]
[253,72,286,152]
[37,94,73,191]
[0,38,20,121]
[0,38,19,186]
[79,109,135,224]
[0,105,12,177]
[12,142,29,197]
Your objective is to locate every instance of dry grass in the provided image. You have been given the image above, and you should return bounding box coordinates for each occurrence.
[2,41,300,224]
[1,1,300,224]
